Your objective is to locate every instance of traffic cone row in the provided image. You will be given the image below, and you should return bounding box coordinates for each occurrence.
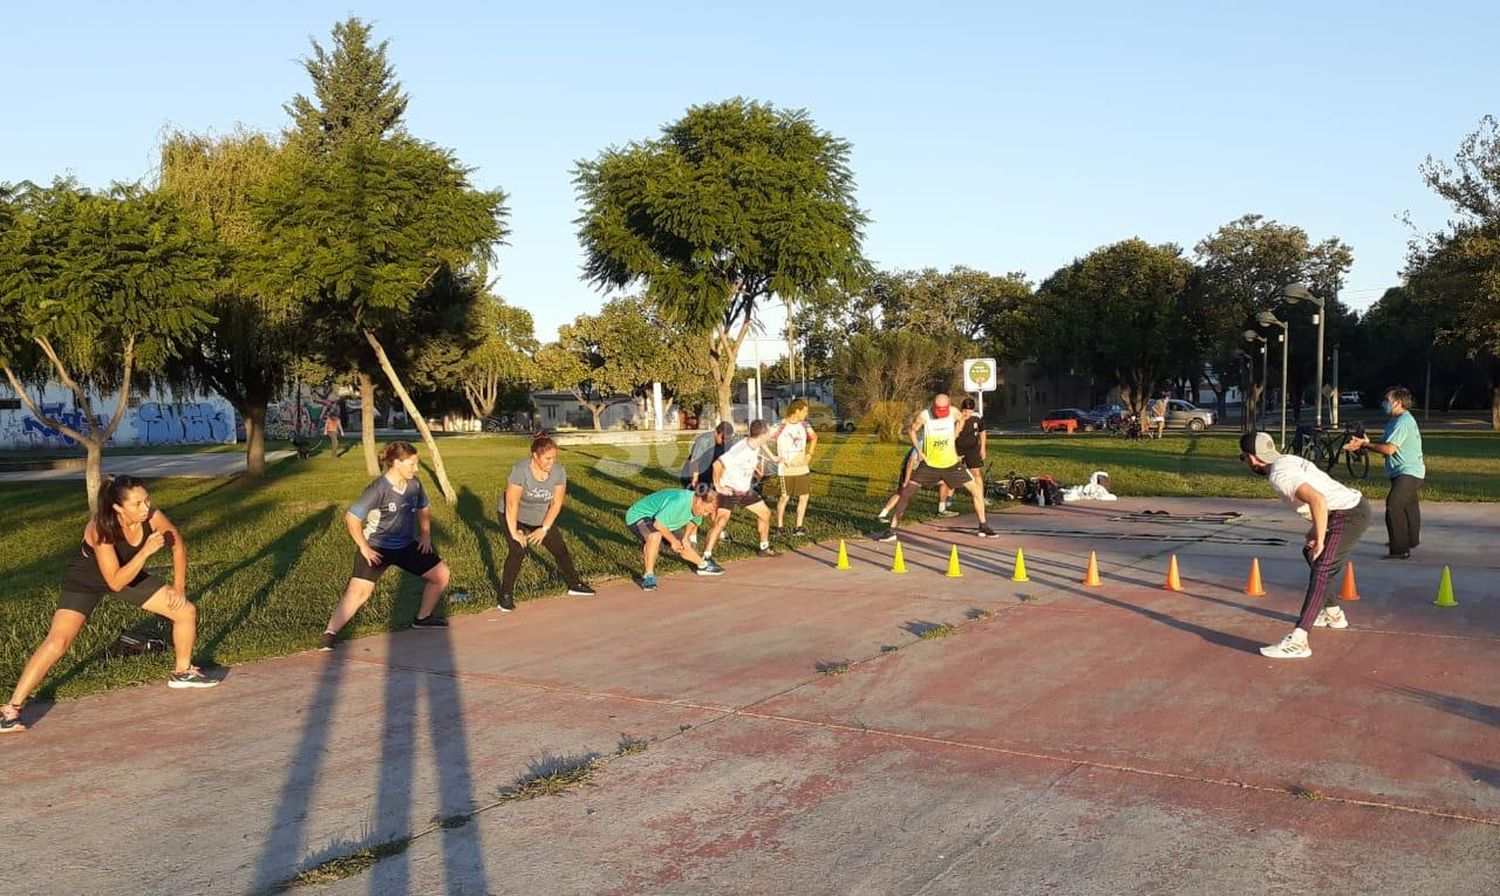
[844,540,1461,609]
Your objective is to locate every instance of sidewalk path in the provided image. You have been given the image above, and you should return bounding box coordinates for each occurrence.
[0,450,293,481]
[5,498,1498,895]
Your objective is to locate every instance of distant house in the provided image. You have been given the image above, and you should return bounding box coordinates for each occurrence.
[530,390,679,430]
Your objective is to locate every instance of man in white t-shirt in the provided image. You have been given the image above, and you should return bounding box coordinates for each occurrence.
[770,399,818,538]
[705,420,779,559]
[1240,431,1371,659]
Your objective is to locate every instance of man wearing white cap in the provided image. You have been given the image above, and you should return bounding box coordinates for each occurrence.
[1239,431,1371,659]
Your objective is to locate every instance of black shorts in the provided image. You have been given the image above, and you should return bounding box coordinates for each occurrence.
[58,574,165,618]
[352,542,443,582]
[960,453,983,472]
[909,463,972,490]
[719,490,767,510]
[627,518,688,544]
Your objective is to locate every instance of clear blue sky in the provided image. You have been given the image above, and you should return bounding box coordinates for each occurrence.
[4,1,1495,348]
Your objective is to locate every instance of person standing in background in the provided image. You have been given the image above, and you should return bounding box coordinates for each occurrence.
[771,400,818,537]
[1345,386,1425,560]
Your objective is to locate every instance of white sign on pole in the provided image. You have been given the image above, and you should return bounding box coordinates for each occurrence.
[963,357,997,417]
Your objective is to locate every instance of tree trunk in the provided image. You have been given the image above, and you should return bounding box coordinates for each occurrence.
[363,329,457,502]
[590,404,604,431]
[84,440,103,516]
[1492,384,1500,431]
[360,372,379,475]
[243,403,267,478]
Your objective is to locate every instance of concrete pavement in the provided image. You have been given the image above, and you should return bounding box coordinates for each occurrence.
[0,450,294,481]
[4,497,1498,895]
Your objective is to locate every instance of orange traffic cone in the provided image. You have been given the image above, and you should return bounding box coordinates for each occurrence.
[1338,561,1360,601]
[1163,554,1183,592]
[1082,550,1102,587]
[1245,558,1266,597]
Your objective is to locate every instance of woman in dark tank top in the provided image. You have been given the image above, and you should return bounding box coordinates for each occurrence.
[2,476,219,735]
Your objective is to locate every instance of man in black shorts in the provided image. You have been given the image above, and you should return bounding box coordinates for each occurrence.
[875,394,996,541]
[705,420,780,559]
[939,397,987,516]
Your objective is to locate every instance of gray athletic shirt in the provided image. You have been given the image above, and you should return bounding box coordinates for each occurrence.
[350,475,429,549]
[505,458,567,526]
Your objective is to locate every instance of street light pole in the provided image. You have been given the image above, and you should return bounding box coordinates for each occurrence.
[1256,312,1290,448]
[1243,330,1269,428]
[1281,282,1327,429]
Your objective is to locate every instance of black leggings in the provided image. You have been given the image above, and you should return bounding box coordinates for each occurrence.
[1385,475,1423,553]
[499,517,582,597]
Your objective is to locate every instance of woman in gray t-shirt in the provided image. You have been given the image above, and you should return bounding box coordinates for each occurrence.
[497,435,592,610]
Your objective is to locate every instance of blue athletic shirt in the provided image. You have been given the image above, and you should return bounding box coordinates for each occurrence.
[1381,412,1426,480]
[350,475,429,549]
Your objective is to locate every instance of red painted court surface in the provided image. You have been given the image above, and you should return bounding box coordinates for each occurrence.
[5,498,1498,895]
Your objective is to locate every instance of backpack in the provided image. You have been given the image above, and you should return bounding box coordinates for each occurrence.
[1034,475,1064,506]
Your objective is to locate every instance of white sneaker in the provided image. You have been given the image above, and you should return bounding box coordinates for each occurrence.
[1260,631,1311,659]
[1313,607,1348,629]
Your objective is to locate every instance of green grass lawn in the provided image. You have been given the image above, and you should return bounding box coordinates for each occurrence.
[3,430,1497,702]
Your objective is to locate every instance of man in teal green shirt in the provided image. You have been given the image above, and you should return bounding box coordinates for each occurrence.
[624,488,725,590]
[1345,386,1424,559]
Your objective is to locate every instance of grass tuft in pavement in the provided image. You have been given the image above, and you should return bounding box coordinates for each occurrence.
[498,751,604,801]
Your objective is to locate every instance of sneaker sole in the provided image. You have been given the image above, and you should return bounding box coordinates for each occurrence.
[1259,648,1312,659]
[695,570,725,576]
[1314,619,1349,629]
[567,590,597,597]
[168,678,221,689]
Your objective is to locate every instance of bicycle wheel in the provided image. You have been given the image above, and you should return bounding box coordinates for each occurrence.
[1347,448,1370,480]
[1299,440,1320,464]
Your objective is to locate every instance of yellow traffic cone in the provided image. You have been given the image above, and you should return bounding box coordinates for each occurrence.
[836,539,850,571]
[1434,565,1457,607]
[945,545,963,578]
[891,541,907,575]
[1011,548,1029,582]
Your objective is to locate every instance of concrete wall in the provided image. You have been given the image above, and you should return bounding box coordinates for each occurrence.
[0,384,237,449]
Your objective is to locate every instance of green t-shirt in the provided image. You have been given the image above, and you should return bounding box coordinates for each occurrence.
[625,488,701,531]
[1382,412,1425,479]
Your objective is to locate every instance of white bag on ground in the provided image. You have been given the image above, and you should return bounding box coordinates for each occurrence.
[1063,470,1118,502]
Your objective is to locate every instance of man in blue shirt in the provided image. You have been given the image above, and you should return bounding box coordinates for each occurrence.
[1345,386,1424,559]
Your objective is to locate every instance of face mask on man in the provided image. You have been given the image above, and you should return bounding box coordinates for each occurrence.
[1381,399,1394,415]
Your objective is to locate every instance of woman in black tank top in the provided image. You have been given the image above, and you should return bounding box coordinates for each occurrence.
[2,476,218,734]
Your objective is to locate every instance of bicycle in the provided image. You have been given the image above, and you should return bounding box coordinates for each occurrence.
[986,465,1033,501]
[1297,422,1370,479]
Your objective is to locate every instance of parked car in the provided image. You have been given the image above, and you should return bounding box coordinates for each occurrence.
[1041,408,1103,433]
[1091,403,1129,427]
[1165,399,1215,431]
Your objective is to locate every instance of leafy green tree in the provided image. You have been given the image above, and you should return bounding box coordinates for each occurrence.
[575,98,868,422]
[158,128,300,478]
[1408,115,1500,428]
[0,180,215,509]
[414,292,538,422]
[1032,239,1195,416]
[533,297,699,430]
[1190,214,1352,426]
[255,17,509,496]
[871,266,1034,359]
[831,331,960,441]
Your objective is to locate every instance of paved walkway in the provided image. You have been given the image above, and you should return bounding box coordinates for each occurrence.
[0,450,293,481]
[5,498,1499,895]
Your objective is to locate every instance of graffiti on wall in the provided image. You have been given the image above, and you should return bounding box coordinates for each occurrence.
[8,402,111,448]
[129,402,234,445]
[264,390,339,440]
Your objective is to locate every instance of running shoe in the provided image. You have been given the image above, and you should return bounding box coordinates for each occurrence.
[975,524,998,538]
[0,704,24,734]
[793,526,808,537]
[695,561,726,576]
[168,668,220,689]
[937,508,960,518]
[411,614,448,628]
[567,583,597,597]
[1259,631,1311,659]
[876,509,890,521]
[873,529,899,543]
[756,545,781,557]
[498,593,516,613]
[719,530,733,543]
[1313,607,1349,629]
[640,574,659,591]
[319,632,337,652]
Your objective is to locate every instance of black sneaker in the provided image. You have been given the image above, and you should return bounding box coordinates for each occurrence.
[498,594,516,612]
[319,632,337,652]
[411,614,449,628]
[1380,551,1411,561]
[567,583,597,597]
[719,530,733,543]
[793,526,808,537]
[167,668,220,689]
[873,529,899,543]
[757,545,780,557]
[976,524,997,539]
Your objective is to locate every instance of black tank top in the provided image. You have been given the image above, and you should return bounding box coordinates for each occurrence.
[62,517,154,594]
